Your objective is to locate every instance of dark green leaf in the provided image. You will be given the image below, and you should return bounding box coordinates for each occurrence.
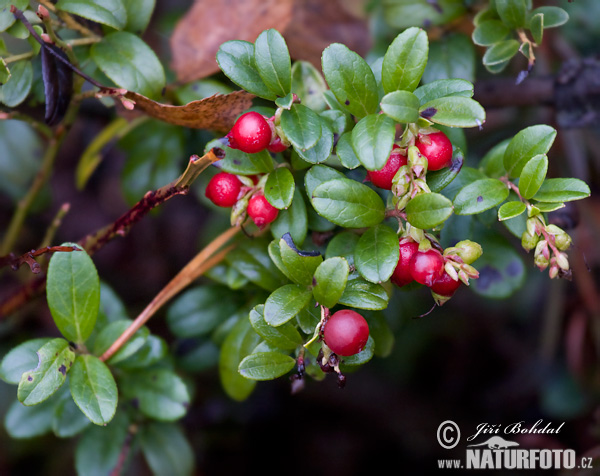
[529,6,568,28]
[355,225,399,284]
[264,167,295,209]
[226,239,286,291]
[254,29,291,98]
[479,139,509,178]
[291,60,328,112]
[495,0,527,28]
[176,340,219,373]
[384,0,465,29]
[4,397,55,439]
[92,320,148,364]
[382,27,428,93]
[47,244,100,344]
[271,189,308,246]
[472,20,510,46]
[440,166,486,201]
[530,13,543,45]
[533,178,591,202]
[321,43,378,118]
[405,193,453,228]
[498,201,526,221]
[519,154,548,199]
[414,79,473,104]
[56,0,126,29]
[249,304,303,351]
[122,0,155,33]
[70,355,117,425]
[91,32,165,98]
[325,231,360,266]
[296,304,320,334]
[52,391,90,438]
[211,143,274,175]
[281,104,322,151]
[264,284,313,327]
[419,96,485,128]
[427,147,464,193]
[140,423,194,476]
[238,352,295,380]
[279,234,323,286]
[380,91,420,123]
[117,335,167,369]
[422,34,475,83]
[338,279,389,310]
[336,132,361,170]
[0,338,51,385]
[483,40,520,66]
[312,257,350,309]
[295,117,334,164]
[304,164,345,197]
[312,178,386,228]
[120,369,190,421]
[216,40,275,100]
[340,336,375,368]
[531,202,565,213]
[267,240,295,282]
[351,114,396,170]
[503,125,556,177]
[0,0,28,32]
[98,282,129,324]
[454,178,509,215]
[0,60,32,107]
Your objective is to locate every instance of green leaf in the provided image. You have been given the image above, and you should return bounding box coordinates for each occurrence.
[351,114,396,170]
[380,91,420,123]
[117,335,167,370]
[529,6,568,28]
[291,60,328,112]
[264,284,313,327]
[140,422,194,476]
[75,411,128,476]
[4,397,55,439]
[254,29,291,98]
[219,317,260,401]
[367,312,395,358]
[216,40,275,100]
[279,233,323,286]
[532,202,565,213]
[271,188,308,245]
[325,231,360,266]
[405,193,453,228]
[56,0,126,29]
[47,244,100,344]
[338,279,389,310]
[454,178,509,215]
[295,117,334,164]
[355,225,399,284]
[0,338,51,385]
[472,20,510,46]
[212,143,274,175]
[419,96,485,128]
[483,40,520,66]
[304,164,345,197]
[264,167,295,210]
[479,139,510,178]
[167,285,240,338]
[427,146,464,193]
[495,0,527,28]
[0,0,28,32]
[503,125,556,177]
[69,355,117,425]
[0,60,33,107]
[422,34,475,83]
[226,239,286,291]
[122,0,155,33]
[519,154,548,199]
[281,104,322,151]
[249,304,303,351]
[530,13,543,45]
[18,339,74,406]
[312,178,386,228]
[312,257,350,309]
[340,336,375,368]
[120,369,190,421]
[336,132,361,169]
[533,178,591,203]
[498,201,526,221]
[92,320,149,364]
[238,352,295,380]
[52,391,90,438]
[321,43,379,118]
[384,0,465,29]
[382,27,428,93]
[414,79,473,104]
[91,32,165,98]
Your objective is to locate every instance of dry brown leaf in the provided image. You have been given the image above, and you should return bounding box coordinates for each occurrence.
[285,0,371,68]
[170,0,294,83]
[124,90,255,132]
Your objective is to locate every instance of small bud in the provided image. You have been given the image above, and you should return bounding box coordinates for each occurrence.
[37,5,49,19]
[556,252,570,271]
[526,217,539,236]
[453,240,483,264]
[461,264,479,279]
[408,226,425,243]
[549,264,559,279]
[554,232,572,251]
[458,270,469,285]
[431,290,451,306]
[521,231,539,252]
[413,179,431,194]
[534,252,549,271]
[534,239,549,260]
[445,262,459,281]
[407,146,428,176]
[545,224,565,235]
[230,193,250,227]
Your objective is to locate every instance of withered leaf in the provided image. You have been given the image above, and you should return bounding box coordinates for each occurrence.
[41,44,73,126]
[170,0,294,83]
[124,90,255,132]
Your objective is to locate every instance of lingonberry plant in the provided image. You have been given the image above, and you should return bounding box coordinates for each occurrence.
[0,0,592,474]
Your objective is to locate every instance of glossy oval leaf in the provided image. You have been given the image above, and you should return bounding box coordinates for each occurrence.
[530,6,568,28]
[304,164,345,198]
[281,104,322,151]
[264,284,313,327]
[56,0,126,30]
[0,60,32,107]
[405,192,453,228]
[427,146,464,193]
[503,125,556,178]
[380,91,420,123]
[140,422,194,476]
[495,0,527,28]
[265,167,295,209]
[414,79,473,104]
[4,397,55,439]
[338,279,389,310]
[313,257,350,309]
[472,20,510,46]
[422,34,475,83]
[479,139,510,178]
[498,201,526,221]
[382,27,428,93]
[226,239,286,291]
[336,132,361,169]
[70,355,117,425]
[295,117,334,164]
[419,96,485,128]
[454,178,509,215]
[312,178,386,228]
[519,154,548,199]
[355,225,399,284]
[249,304,303,351]
[238,352,295,380]
[52,391,91,438]
[254,29,291,98]
[533,178,591,203]
[483,40,520,66]
[0,338,51,385]
[279,233,323,286]
[271,188,308,246]
[351,114,396,170]
[530,13,543,45]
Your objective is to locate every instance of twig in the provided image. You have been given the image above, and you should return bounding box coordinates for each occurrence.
[109,425,137,476]
[0,246,78,274]
[40,203,71,248]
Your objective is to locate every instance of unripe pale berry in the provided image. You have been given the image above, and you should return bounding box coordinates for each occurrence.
[205,172,242,207]
[227,112,272,154]
[367,146,407,190]
[323,309,369,356]
[247,193,279,229]
[410,249,445,286]
[391,239,419,287]
[415,131,453,171]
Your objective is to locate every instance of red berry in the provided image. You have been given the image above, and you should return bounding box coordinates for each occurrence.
[391,239,419,287]
[415,131,453,171]
[205,172,242,207]
[247,193,279,229]
[227,112,272,154]
[410,249,445,287]
[366,146,407,190]
[323,310,369,356]
[431,271,461,297]
[267,135,288,153]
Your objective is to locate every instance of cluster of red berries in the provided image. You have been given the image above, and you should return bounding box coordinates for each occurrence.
[205,171,279,229]
[366,131,453,190]
[226,111,288,154]
[391,238,461,299]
